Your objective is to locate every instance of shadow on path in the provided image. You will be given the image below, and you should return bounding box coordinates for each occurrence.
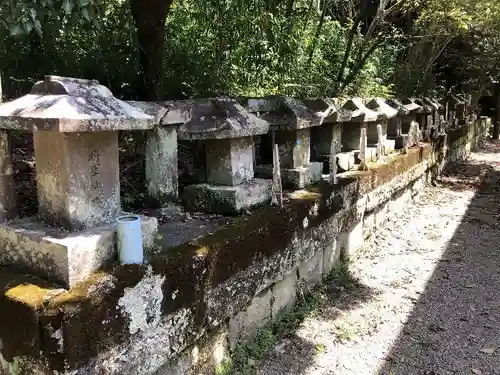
[234,266,379,375]
[379,144,500,375]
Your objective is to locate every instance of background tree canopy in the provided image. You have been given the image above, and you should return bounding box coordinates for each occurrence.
[1,0,499,101]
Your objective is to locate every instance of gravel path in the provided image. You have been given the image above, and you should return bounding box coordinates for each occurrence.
[258,140,500,375]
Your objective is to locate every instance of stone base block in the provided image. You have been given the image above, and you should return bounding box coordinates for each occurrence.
[388,135,409,150]
[354,147,377,163]
[255,162,323,189]
[183,179,272,214]
[337,151,355,172]
[385,139,396,153]
[0,214,158,288]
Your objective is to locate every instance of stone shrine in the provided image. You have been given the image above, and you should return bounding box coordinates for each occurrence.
[365,98,398,156]
[304,98,341,174]
[180,98,272,213]
[337,98,378,171]
[245,96,323,189]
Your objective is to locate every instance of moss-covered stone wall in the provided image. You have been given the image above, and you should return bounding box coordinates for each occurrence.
[0,118,490,375]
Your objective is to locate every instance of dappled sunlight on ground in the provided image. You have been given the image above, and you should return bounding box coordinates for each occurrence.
[258,140,500,375]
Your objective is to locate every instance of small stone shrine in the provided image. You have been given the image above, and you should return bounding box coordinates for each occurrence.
[179,98,272,214]
[244,96,323,189]
[445,94,467,128]
[412,98,434,140]
[337,98,378,171]
[0,76,158,287]
[365,98,398,156]
[386,98,422,149]
[304,98,341,174]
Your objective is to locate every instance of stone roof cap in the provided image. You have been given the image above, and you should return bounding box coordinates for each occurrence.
[302,98,341,124]
[365,98,398,119]
[401,98,423,113]
[423,97,441,110]
[447,94,465,104]
[126,101,168,124]
[178,98,269,140]
[386,98,410,115]
[243,96,321,130]
[155,99,203,125]
[412,98,432,113]
[340,98,378,122]
[0,76,156,132]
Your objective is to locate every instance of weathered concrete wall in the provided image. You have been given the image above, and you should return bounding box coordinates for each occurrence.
[0,118,489,375]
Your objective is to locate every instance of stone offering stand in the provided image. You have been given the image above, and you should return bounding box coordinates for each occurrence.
[0,75,490,375]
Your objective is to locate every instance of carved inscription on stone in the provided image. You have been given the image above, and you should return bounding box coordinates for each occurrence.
[88,148,104,204]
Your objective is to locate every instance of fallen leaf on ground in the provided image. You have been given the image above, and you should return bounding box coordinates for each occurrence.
[472,369,482,375]
[315,343,326,352]
[479,347,496,354]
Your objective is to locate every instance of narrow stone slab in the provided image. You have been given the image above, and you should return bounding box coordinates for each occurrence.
[126,101,179,202]
[0,76,156,132]
[183,179,272,214]
[145,126,179,201]
[0,214,158,287]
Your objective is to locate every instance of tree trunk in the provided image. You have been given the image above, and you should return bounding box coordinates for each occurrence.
[130,0,173,100]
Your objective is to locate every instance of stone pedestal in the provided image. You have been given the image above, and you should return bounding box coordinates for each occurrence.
[206,138,254,185]
[0,213,158,287]
[183,179,272,214]
[0,130,16,221]
[254,162,322,189]
[34,131,120,231]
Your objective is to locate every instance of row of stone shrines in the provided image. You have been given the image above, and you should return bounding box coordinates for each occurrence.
[0,75,471,288]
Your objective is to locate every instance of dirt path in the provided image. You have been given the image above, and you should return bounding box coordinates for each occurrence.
[258,140,500,375]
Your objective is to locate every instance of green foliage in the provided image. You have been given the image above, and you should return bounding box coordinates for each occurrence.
[3,0,98,37]
[0,0,402,100]
[1,0,498,100]
[217,262,359,375]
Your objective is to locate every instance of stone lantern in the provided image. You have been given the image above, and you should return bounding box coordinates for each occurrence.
[304,98,341,174]
[245,96,323,189]
[337,98,378,171]
[0,76,158,287]
[365,98,398,156]
[179,98,272,214]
